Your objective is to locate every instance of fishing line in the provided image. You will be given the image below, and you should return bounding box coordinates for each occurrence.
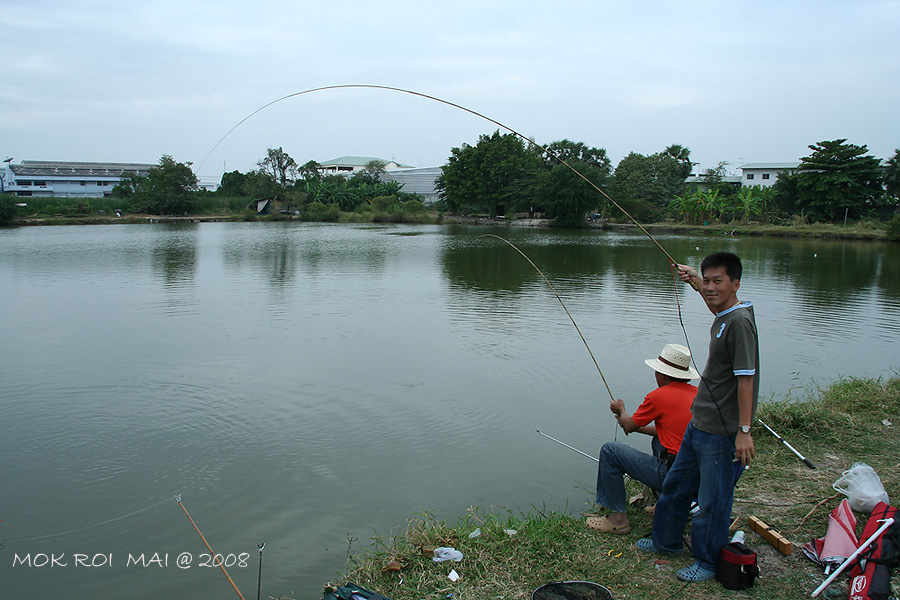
[10,496,173,543]
[480,233,615,404]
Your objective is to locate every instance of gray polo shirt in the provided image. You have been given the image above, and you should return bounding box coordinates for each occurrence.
[691,301,760,437]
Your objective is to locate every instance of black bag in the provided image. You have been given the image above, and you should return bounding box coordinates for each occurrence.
[324,583,394,600]
[716,542,759,590]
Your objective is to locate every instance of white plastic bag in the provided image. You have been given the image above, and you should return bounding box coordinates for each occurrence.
[833,462,890,513]
[432,547,463,562]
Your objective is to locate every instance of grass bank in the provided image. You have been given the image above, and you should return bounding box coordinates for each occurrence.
[324,376,900,600]
[634,221,890,241]
[7,210,897,241]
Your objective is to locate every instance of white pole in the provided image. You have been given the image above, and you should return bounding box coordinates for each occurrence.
[536,429,599,463]
[811,517,894,597]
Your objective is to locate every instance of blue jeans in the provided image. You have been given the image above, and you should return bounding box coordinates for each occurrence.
[595,437,670,513]
[651,423,736,570]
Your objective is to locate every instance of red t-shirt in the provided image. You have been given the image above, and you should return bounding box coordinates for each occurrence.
[631,381,697,455]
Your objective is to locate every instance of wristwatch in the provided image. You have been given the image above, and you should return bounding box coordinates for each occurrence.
[740,425,751,434]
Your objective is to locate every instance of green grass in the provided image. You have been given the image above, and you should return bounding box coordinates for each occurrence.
[642,221,890,241]
[321,376,900,600]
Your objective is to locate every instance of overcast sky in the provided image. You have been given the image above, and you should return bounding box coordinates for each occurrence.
[3,0,898,183]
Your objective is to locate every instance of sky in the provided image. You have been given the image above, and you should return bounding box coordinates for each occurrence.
[3,0,899,185]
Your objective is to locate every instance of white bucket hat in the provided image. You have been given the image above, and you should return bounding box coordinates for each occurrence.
[644,343,700,380]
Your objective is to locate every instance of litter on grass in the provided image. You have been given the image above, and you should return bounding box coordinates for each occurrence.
[432,547,463,562]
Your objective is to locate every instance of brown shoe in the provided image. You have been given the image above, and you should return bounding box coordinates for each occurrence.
[585,515,632,535]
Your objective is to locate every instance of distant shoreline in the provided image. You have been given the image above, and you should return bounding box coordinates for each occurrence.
[6,213,891,241]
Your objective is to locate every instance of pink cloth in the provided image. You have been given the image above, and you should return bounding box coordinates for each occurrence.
[802,499,859,568]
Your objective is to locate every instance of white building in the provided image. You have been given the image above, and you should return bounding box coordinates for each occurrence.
[685,174,742,190]
[382,166,442,204]
[316,156,442,203]
[317,156,413,175]
[1,160,155,197]
[738,162,801,187]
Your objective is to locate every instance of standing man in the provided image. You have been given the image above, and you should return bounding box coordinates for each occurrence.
[637,252,760,583]
[586,343,699,535]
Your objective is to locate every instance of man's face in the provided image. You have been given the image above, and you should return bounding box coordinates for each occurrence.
[701,265,740,313]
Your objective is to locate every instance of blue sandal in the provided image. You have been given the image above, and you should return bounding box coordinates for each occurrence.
[636,538,658,552]
[676,562,717,582]
[636,537,683,555]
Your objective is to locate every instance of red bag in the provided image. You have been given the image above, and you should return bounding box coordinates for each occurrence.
[848,502,898,600]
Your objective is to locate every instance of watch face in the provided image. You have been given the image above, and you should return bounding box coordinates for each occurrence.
[740,426,750,434]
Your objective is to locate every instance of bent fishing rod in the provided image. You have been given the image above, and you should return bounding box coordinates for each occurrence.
[199,84,694,279]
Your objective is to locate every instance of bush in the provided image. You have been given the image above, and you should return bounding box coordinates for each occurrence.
[371,195,398,213]
[400,199,427,215]
[886,213,900,241]
[0,196,17,224]
[300,201,340,222]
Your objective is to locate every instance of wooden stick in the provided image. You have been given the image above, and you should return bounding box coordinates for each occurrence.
[176,496,246,600]
[749,516,793,555]
[794,493,840,532]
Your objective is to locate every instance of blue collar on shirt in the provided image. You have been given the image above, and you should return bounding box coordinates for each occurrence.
[717,300,752,317]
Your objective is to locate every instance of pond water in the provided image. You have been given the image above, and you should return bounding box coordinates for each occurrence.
[1,222,898,599]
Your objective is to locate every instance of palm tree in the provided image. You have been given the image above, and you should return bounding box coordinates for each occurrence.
[664,144,693,179]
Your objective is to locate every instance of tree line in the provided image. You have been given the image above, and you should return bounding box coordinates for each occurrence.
[81,138,900,228]
[2,138,898,231]
[105,148,427,221]
[437,133,900,227]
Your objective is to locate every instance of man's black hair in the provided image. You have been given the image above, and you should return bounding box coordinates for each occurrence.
[701,252,742,281]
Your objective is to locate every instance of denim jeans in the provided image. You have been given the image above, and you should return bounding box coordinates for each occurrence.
[595,437,670,513]
[651,423,736,570]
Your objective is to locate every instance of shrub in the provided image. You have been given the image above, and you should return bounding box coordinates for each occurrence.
[371,195,398,213]
[300,201,340,222]
[886,213,900,241]
[400,199,427,215]
[0,196,17,224]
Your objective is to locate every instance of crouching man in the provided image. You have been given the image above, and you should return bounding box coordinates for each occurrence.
[587,343,699,535]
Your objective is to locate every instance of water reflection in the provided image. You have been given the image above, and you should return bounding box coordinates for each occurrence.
[761,239,884,304]
[150,223,198,287]
[220,223,393,289]
[876,243,900,299]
